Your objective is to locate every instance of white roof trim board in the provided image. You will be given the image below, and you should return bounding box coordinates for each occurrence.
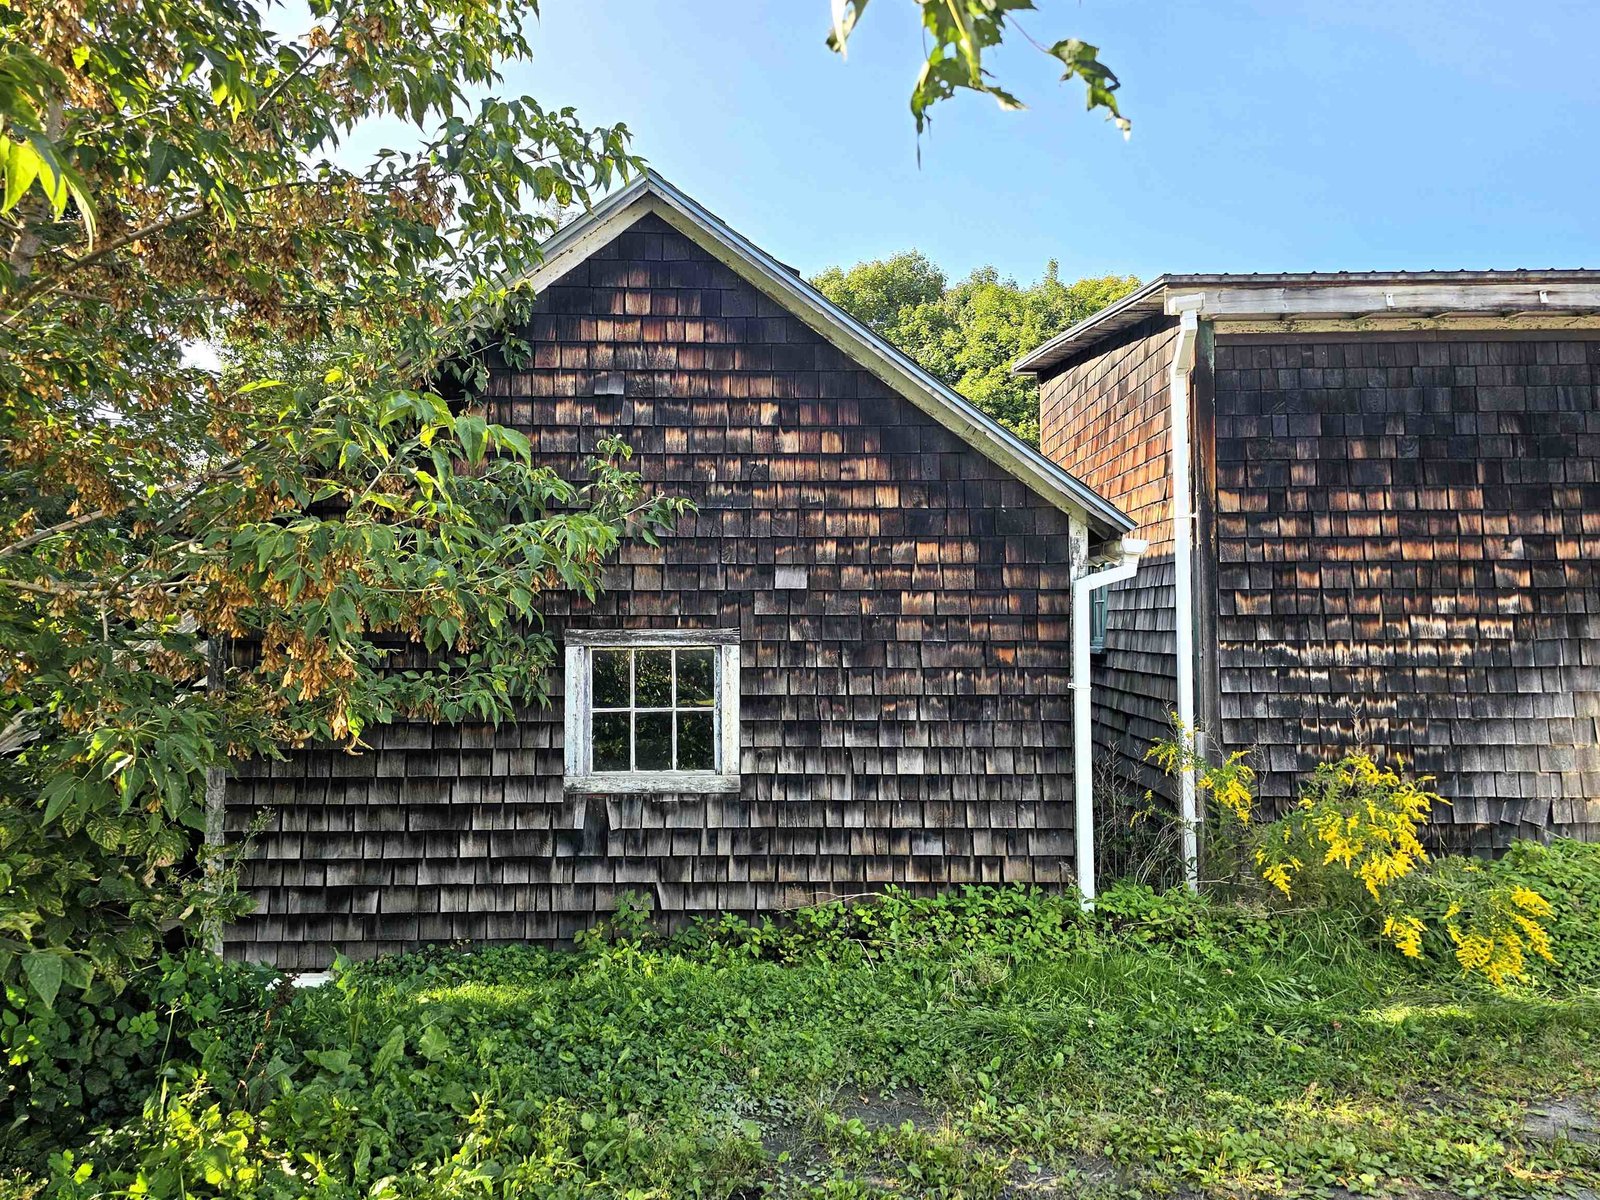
[512,172,1133,539]
[1014,270,1600,376]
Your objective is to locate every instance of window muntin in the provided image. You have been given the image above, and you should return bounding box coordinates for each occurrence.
[590,646,719,773]
[563,630,740,793]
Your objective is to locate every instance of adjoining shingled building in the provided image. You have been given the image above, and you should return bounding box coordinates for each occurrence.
[222,175,1141,969]
[1018,273,1600,851]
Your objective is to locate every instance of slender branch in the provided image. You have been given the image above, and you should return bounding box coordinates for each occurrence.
[4,205,207,321]
[253,24,338,115]
[0,576,87,598]
[0,508,109,561]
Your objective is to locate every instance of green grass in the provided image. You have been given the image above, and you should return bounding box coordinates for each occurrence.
[20,881,1600,1199]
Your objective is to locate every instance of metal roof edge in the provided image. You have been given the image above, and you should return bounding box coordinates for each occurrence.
[1011,277,1170,377]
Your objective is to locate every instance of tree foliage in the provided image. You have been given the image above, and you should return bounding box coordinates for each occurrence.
[826,0,1128,138]
[812,251,1140,443]
[0,0,699,1030]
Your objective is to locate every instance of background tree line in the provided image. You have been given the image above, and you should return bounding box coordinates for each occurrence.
[812,253,1139,444]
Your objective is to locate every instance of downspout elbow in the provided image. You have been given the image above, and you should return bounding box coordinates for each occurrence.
[1071,536,1147,906]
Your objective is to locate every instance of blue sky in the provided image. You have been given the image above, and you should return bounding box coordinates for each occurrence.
[400,2,1600,287]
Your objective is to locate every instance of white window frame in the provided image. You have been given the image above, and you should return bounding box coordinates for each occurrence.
[563,629,740,794]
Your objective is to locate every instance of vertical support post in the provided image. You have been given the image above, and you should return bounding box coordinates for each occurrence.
[203,636,227,957]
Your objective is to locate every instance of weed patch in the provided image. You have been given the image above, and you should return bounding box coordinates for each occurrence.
[8,870,1600,1199]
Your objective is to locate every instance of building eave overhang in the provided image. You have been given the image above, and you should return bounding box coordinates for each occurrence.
[505,172,1134,539]
[1013,270,1600,377]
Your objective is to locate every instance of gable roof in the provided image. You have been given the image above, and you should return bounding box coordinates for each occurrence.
[513,171,1132,540]
[1014,269,1600,376]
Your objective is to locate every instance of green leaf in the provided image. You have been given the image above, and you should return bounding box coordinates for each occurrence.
[147,139,175,186]
[22,951,63,1010]
[454,414,488,464]
[2,139,41,213]
[827,0,869,54]
[40,774,78,825]
[372,1025,407,1076]
[491,425,531,462]
[417,1024,450,1062]
[26,134,98,242]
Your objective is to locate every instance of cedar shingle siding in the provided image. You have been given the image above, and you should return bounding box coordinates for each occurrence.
[224,213,1083,968]
[1040,317,1180,805]
[1214,335,1600,845]
[1041,319,1600,850]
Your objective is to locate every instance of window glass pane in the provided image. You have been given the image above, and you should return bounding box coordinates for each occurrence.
[635,649,672,707]
[635,712,672,770]
[592,649,630,708]
[593,712,630,772]
[677,648,715,706]
[677,711,715,771]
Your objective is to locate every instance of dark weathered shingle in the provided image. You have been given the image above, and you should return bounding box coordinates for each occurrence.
[1213,334,1600,846]
[224,213,1083,968]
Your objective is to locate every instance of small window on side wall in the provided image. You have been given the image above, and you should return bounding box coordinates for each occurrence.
[564,629,740,793]
[1089,587,1109,655]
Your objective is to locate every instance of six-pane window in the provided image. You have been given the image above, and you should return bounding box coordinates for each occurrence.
[563,630,741,793]
[590,646,719,773]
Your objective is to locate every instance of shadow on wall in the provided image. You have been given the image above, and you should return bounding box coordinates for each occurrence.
[1091,744,1185,893]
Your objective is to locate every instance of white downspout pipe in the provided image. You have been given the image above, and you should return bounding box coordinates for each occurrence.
[1166,299,1203,892]
[1072,536,1147,905]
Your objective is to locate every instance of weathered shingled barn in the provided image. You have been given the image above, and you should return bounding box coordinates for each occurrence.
[223,175,1139,968]
[1019,274,1600,855]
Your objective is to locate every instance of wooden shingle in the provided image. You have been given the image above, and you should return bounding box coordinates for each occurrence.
[223,213,1082,968]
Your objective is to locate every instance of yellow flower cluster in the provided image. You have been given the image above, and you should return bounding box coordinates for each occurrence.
[1299,759,1435,902]
[1209,767,1255,824]
[1381,914,1426,959]
[1258,857,1299,899]
[1148,730,1257,825]
[1443,885,1557,987]
[1510,885,1552,917]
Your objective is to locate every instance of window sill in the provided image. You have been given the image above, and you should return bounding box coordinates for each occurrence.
[564,772,741,795]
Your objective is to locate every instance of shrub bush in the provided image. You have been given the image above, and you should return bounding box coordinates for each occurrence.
[1149,730,1561,987]
[0,952,280,1168]
[1483,837,1600,984]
